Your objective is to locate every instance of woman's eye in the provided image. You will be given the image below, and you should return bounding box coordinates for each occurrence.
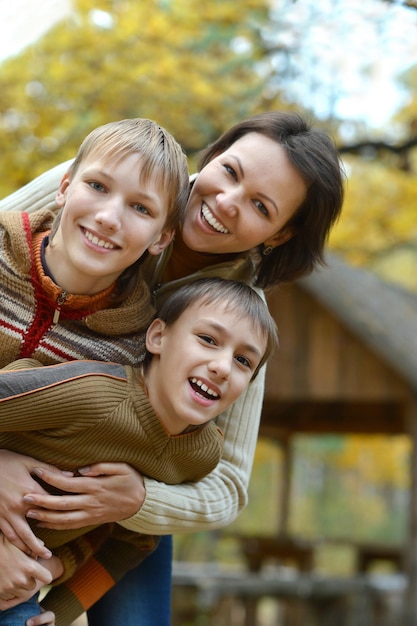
[133,204,150,215]
[254,200,269,217]
[223,163,238,180]
[89,181,105,192]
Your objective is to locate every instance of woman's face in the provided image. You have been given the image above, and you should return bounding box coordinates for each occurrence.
[182,132,308,255]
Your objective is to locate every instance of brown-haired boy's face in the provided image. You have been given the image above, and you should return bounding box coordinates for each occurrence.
[48,153,173,295]
[144,299,267,435]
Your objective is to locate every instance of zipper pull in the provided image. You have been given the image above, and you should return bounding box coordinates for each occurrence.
[53,291,67,324]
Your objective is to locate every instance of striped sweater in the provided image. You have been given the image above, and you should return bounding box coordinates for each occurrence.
[0,209,160,622]
[0,357,223,624]
[0,210,153,368]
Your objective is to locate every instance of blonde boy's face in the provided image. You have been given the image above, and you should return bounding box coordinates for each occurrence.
[145,299,267,434]
[48,152,173,295]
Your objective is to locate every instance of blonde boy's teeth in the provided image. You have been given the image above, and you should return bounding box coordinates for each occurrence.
[202,204,229,234]
[85,230,115,249]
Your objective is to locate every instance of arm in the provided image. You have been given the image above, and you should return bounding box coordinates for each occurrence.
[121,366,265,534]
[25,368,265,534]
[0,160,72,214]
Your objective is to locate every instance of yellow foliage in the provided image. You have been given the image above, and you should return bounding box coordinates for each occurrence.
[329,435,410,489]
[330,155,417,289]
[0,0,272,198]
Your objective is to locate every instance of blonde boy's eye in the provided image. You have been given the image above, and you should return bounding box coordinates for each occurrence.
[133,204,150,215]
[89,181,105,192]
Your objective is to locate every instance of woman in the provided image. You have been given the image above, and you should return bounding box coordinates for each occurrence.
[0,111,344,626]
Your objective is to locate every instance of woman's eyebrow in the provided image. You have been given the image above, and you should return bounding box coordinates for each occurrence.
[229,155,278,214]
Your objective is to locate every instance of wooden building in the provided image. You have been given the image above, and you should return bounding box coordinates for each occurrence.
[259,253,417,624]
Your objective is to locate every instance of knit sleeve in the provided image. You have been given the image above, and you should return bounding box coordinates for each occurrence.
[118,365,265,534]
[0,160,73,214]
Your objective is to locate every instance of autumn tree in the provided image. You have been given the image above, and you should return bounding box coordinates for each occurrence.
[0,0,273,197]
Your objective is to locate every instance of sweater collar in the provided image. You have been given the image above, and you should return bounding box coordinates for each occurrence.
[32,231,116,312]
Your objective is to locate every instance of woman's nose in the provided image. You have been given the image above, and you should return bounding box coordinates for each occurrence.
[216,189,240,217]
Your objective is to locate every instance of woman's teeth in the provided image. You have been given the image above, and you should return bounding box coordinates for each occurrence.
[201,204,229,234]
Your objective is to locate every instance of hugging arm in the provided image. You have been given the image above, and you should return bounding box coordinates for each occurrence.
[25,368,265,534]
[0,160,72,214]
[121,366,265,534]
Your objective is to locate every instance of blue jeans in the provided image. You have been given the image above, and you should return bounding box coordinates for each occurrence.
[87,534,173,626]
[0,593,40,626]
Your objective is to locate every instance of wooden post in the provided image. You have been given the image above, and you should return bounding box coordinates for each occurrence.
[404,395,417,626]
[278,435,293,537]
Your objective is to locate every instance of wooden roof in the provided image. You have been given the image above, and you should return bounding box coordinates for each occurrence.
[262,254,417,436]
[298,254,417,394]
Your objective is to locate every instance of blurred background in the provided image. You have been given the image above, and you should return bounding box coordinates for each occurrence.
[1,1,416,623]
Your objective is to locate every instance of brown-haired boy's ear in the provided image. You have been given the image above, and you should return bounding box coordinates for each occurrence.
[263,226,295,251]
[145,318,167,355]
[147,229,175,256]
[55,173,71,208]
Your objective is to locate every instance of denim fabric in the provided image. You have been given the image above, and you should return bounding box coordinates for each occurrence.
[0,594,40,626]
[87,534,173,626]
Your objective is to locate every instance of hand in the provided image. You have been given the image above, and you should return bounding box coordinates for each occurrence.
[25,463,145,530]
[27,609,56,626]
[0,534,53,610]
[0,450,61,558]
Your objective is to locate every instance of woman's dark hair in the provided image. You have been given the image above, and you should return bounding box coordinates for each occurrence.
[198,111,345,289]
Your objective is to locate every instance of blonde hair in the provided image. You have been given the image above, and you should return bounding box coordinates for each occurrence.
[70,118,189,231]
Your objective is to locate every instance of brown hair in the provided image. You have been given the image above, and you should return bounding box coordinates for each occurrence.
[198,111,345,289]
[143,277,278,380]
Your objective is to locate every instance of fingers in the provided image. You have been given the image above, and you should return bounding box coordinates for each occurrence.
[31,467,77,490]
[78,461,132,476]
[0,518,52,559]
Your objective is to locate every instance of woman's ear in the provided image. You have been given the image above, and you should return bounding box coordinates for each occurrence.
[147,229,175,256]
[55,173,71,208]
[145,318,167,355]
[263,226,295,250]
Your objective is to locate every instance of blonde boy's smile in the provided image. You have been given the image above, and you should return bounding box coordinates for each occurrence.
[82,227,118,250]
[46,153,171,295]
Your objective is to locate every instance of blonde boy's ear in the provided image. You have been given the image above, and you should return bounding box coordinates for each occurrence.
[145,318,167,355]
[147,229,175,256]
[55,173,71,208]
